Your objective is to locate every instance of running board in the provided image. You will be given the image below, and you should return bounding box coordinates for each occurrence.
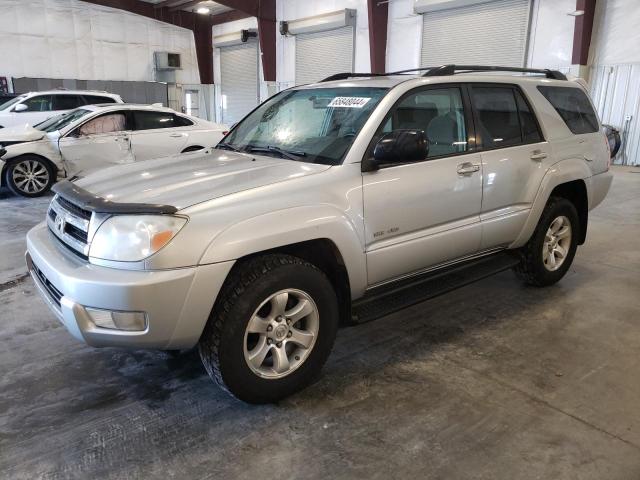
[351,251,520,324]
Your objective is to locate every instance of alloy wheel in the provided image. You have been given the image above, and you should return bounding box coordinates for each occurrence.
[542,215,572,271]
[243,288,319,379]
[12,159,50,194]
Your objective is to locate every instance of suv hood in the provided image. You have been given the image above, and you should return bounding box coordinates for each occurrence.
[0,124,45,142]
[75,150,331,210]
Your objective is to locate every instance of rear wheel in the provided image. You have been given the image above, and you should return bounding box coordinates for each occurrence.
[4,156,55,197]
[199,254,339,403]
[514,196,579,286]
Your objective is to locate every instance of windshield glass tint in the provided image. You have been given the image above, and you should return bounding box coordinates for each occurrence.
[0,95,26,111]
[34,108,92,132]
[222,87,388,165]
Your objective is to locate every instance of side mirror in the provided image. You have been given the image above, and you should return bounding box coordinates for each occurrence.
[362,129,429,172]
[14,103,28,113]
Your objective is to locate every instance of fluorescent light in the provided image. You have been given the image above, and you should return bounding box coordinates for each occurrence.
[196,7,210,14]
[568,10,585,16]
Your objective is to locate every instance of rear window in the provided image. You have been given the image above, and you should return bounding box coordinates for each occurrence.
[537,86,599,134]
[133,111,176,130]
[53,94,82,110]
[83,95,117,105]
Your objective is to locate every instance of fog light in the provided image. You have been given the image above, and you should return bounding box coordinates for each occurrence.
[86,308,147,331]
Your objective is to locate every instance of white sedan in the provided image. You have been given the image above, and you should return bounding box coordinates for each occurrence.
[0,104,227,197]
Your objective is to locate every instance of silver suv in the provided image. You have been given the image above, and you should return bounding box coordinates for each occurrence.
[26,65,613,403]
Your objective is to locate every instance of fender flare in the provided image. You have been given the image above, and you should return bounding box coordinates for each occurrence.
[199,205,367,298]
[510,158,592,248]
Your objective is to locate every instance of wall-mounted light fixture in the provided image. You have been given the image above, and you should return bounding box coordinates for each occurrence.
[567,10,585,16]
[196,7,210,15]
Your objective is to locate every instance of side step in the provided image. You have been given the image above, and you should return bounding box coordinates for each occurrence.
[351,251,520,324]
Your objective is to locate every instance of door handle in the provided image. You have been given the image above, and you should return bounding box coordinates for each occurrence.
[115,137,129,142]
[169,133,184,138]
[530,150,547,161]
[457,162,480,175]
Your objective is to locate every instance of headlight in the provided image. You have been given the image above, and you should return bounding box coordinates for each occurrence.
[89,215,187,262]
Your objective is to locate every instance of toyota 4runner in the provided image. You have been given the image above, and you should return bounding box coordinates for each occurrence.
[26,65,613,403]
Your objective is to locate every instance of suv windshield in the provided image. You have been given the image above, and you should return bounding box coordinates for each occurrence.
[221,87,389,165]
[34,108,92,132]
[0,95,26,111]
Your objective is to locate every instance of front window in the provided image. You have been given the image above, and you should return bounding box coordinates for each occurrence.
[34,108,92,133]
[221,87,389,165]
[0,95,26,111]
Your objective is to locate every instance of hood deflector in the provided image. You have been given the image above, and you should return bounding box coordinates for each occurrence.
[52,180,178,215]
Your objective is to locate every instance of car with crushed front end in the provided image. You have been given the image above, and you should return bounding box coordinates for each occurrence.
[26,65,613,403]
[0,103,227,197]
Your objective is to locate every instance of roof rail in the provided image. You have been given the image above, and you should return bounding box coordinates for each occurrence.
[320,65,567,83]
[320,72,389,82]
[424,64,567,80]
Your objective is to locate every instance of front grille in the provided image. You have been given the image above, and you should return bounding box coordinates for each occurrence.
[47,195,92,258]
[56,195,92,221]
[64,222,88,243]
[32,263,63,307]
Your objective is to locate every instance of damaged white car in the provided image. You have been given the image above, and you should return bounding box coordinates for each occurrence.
[0,104,227,197]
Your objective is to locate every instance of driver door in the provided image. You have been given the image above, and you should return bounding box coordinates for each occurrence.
[363,85,483,285]
[58,111,134,176]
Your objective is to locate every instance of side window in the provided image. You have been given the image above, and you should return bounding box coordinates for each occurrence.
[514,90,542,143]
[21,95,53,112]
[53,95,81,110]
[133,111,175,130]
[470,87,521,149]
[537,86,599,134]
[383,87,468,158]
[78,113,127,136]
[83,95,117,105]
[173,114,194,127]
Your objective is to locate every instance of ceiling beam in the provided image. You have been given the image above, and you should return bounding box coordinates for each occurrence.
[170,0,206,11]
[211,9,251,25]
[367,0,388,73]
[153,0,190,8]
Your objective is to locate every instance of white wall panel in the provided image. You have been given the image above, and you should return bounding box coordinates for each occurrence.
[526,0,574,69]
[0,0,200,85]
[591,64,640,166]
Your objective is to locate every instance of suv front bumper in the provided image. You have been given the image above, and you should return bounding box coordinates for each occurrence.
[26,222,234,349]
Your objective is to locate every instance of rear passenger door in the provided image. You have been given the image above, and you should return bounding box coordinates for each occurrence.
[362,85,483,285]
[468,84,550,250]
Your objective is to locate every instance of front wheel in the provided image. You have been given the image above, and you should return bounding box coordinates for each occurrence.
[514,196,579,287]
[4,156,55,197]
[199,254,339,403]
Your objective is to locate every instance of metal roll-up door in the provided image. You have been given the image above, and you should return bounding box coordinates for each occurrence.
[421,0,531,68]
[220,42,259,125]
[295,26,354,85]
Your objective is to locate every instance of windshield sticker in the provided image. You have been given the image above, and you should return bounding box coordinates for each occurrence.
[328,97,371,108]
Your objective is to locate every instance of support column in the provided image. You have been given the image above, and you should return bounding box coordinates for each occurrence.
[571,0,597,80]
[367,0,389,74]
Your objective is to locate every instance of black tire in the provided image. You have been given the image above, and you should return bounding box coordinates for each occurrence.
[199,254,339,404]
[4,155,55,197]
[514,196,579,287]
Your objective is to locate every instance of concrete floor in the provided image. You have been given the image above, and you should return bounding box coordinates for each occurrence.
[1,166,639,480]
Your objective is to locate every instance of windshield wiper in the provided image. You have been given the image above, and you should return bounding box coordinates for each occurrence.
[216,142,241,152]
[247,145,306,160]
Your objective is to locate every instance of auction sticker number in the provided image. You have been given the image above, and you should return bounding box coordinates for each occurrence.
[328,97,371,108]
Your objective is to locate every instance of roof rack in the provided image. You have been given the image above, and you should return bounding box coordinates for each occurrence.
[423,64,567,80]
[320,64,567,83]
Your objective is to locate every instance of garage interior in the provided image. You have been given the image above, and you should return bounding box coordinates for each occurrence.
[1,0,639,478]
